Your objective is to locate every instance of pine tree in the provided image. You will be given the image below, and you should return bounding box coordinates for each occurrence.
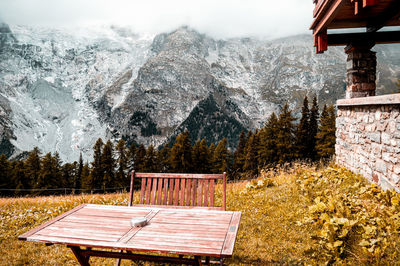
[157,144,171,172]
[135,144,146,172]
[0,155,10,196]
[25,147,41,190]
[243,132,259,176]
[192,139,210,173]
[116,139,128,186]
[37,153,62,194]
[169,131,193,173]
[101,140,115,192]
[90,138,104,190]
[143,145,158,172]
[76,153,83,189]
[233,131,247,175]
[295,96,310,159]
[62,163,76,193]
[81,162,92,193]
[309,96,319,160]
[258,112,279,166]
[316,104,336,159]
[212,138,229,174]
[127,143,137,171]
[11,161,27,196]
[276,104,297,163]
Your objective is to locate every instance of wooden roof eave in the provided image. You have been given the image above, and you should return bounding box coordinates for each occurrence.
[310,0,345,34]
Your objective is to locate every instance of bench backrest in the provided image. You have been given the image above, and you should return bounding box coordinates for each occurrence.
[128,171,226,210]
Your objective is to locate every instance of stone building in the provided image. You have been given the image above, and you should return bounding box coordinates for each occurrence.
[310,0,400,191]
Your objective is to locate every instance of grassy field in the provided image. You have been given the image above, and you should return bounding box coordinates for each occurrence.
[1,163,400,265]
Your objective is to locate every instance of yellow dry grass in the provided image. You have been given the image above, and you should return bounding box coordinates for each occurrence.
[1,163,399,265]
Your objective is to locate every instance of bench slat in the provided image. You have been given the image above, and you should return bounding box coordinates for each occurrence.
[162,178,168,205]
[156,178,163,205]
[139,176,146,204]
[145,178,152,204]
[168,179,174,205]
[173,178,180,206]
[192,179,197,206]
[210,179,215,207]
[185,179,191,206]
[180,178,185,206]
[204,179,209,207]
[151,178,158,205]
[198,180,203,207]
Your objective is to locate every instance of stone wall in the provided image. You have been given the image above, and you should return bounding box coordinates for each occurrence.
[336,94,400,192]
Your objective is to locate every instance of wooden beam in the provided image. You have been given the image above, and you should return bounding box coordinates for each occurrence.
[311,0,345,35]
[363,0,378,8]
[367,1,400,32]
[327,31,400,46]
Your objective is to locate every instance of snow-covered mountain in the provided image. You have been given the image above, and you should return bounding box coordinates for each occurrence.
[0,23,399,162]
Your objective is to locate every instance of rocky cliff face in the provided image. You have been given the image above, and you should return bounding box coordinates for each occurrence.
[0,23,399,161]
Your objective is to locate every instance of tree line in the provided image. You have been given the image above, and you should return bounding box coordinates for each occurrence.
[0,96,336,196]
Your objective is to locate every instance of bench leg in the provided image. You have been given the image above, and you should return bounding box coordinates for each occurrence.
[70,246,90,266]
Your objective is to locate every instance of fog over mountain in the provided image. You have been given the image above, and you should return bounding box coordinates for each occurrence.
[0,22,399,162]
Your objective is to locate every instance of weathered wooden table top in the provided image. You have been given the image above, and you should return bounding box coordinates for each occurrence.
[19,204,241,258]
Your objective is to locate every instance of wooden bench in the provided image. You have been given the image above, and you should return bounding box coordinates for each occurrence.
[128,171,227,210]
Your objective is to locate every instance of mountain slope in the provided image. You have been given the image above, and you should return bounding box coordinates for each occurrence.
[0,23,399,161]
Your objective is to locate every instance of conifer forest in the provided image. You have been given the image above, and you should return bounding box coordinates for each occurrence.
[0,97,336,196]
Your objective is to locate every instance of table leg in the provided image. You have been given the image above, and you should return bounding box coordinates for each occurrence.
[70,246,90,266]
[194,256,202,266]
[205,256,210,265]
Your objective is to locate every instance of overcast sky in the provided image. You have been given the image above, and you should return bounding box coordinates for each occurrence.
[0,0,314,39]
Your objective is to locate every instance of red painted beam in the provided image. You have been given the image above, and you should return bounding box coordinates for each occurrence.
[363,0,378,8]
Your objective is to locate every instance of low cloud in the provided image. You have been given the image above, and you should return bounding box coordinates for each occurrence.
[0,0,314,38]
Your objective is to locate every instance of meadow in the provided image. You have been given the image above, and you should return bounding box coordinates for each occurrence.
[1,163,400,265]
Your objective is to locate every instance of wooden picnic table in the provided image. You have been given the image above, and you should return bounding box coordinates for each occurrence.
[18,204,241,265]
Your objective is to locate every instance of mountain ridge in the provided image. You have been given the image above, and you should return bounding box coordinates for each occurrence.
[0,22,399,162]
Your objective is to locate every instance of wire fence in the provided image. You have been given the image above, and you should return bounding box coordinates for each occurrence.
[0,186,130,196]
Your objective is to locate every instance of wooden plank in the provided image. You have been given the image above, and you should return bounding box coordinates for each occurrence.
[327,31,400,46]
[367,1,400,32]
[129,170,135,206]
[140,224,229,235]
[173,178,180,205]
[135,231,227,240]
[311,0,345,35]
[162,178,169,205]
[221,212,242,257]
[139,176,146,204]
[168,178,174,205]
[77,249,199,264]
[118,210,159,243]
[222,172,227,211]
[192,179,197,206]
[130,236,223,249]
[35,228,122,241]
[210,179,215,207]
[124,240,222,256]
[131,204,223,211]
[363,0,378,8]
[180,178,186,206]
[150,178,158,205]
[135,173,223,179]
[18,204,87,240]
[74,209,150,219]
[197,179,203,207]
[185,179,191,206]
[203,179,209,207]
[47,222,129,233]
[156,178,163,205]
[145,178,152,204]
